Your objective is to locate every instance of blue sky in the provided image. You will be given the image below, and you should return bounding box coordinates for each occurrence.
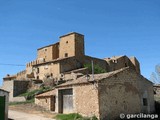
[0,0,160,86]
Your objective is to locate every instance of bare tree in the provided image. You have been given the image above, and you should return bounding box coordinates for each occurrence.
[150,64,160,84]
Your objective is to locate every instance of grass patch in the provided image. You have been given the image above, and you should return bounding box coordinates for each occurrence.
[55,113,98,120]
[18,87,51,100]
[9,87,51,106]
[9,98,34,105]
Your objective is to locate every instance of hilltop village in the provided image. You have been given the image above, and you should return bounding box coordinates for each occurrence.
[1,32,155,120]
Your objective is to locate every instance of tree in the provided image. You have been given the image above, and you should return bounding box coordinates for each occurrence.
[84,63,106,74]
[150,64,160,84]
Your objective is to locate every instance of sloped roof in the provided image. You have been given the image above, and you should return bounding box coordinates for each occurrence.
[35,68,129,98]
[3,75,17,79]
[56,67,129,88]
[35,89,56,98]
[0,89,9,93]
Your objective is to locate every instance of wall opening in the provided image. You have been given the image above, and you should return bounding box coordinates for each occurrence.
[143,98,148,106]
[65,53,68,57]
[51,95,56,111]
[58,88,73,113]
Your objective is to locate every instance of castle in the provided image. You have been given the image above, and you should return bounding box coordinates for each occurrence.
[4,32,140,82]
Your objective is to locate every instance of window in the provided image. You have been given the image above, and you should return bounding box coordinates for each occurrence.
[125,63,128,67]
[65,53,68,57]
[51,73,53,77]
[45,49,47,51]
[66,41,68,44]
[143,98,148,106]
[37,76,39,79]
[37,68,40,73]
[113,60,118,63]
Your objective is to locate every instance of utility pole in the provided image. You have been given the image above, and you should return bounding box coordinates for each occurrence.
[91,60,94,81]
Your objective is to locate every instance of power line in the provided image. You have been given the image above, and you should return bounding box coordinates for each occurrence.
[0,63,25,66]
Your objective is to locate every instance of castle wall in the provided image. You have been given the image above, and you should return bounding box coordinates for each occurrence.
[104,56,140,73]
[16,70,26,80]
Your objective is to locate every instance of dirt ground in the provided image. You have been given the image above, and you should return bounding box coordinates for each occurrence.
[9,103,57,119]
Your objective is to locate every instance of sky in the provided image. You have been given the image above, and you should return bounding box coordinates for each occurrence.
[0,0,160,86]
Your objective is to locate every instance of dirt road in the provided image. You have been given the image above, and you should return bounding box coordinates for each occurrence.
[9,110,55,120]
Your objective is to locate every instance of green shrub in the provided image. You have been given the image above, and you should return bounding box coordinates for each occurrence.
[55,113,82,120]
[84,63,106,74]
[55,113,98,120]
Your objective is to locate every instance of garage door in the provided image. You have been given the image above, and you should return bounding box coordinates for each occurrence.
[0,96,5,120]
[58,89,73,113]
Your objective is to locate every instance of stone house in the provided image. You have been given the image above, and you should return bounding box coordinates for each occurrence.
[35,67,155,120]
[0,89,9,120]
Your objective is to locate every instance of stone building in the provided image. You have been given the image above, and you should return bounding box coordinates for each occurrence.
[35,67,155,120]
[1,79,29,102]
[0,89,9,120]
[3,32,140,82]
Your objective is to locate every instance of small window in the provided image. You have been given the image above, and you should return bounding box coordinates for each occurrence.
[143,98,148,106]
[65,53,68,57]
[37,76,39,79]
[45,49,47,51]
[51,73,53,77]
[66,41,68,44]
[125,63,128,67]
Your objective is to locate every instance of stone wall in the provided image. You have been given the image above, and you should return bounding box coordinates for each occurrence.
[98,69,154,120]
[33,62,60,80]
[1,80,14,101]
[55,84,99,118]
[73,84,99,118]
[60,57,83,73]
[35,96,52,110]
[13,80,30,97]
[104,56,140,74]
[1,80,30,101]
[37,43,59,62]
[16,70,26,80]
[98,70,141,120]
[137,75,155,113]
[83,56,108,72]
[130,57,141,74]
